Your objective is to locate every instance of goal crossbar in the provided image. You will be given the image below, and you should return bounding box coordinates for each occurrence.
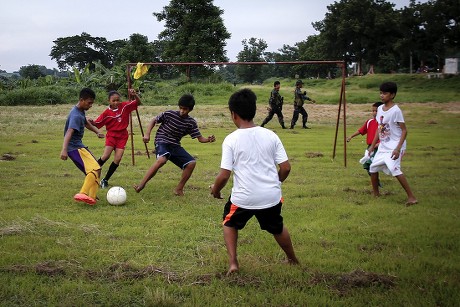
[126,60,348,166]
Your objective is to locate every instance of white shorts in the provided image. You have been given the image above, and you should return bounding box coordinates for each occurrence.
[369,150,404,176]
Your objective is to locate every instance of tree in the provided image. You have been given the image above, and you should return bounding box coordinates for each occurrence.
[50,32,113,71]
[235,38,268,83]
[115,34,157,64]
[19,65,45,79]
[154,0,231,76]
[313,0,398,75]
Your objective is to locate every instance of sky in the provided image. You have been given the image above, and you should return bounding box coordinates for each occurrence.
[0,0,420,73]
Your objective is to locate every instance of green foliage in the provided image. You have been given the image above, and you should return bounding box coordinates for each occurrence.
[0,86,79,105]
[154,0,231,73]
[50,32,113,70]
[1,73,459,106]
[116,33,158,64]
[236,38,268,83]
[18,64,46,79]
[0,102,459,305]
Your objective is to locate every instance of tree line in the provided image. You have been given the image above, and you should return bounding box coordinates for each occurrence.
[11,0,460,83]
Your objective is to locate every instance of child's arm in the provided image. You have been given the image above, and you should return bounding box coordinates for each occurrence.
[60,129,74,160]
[367,129,380,155]
[346,130,362,142]
[278,160,291,182]
[197,135,216,143]
[392,122,407,160]
[85,119,104,138]
[143,117,157,143]
[129,88,141,105]
[210,169,231,199]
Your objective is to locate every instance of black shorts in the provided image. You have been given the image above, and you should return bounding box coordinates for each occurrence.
[222,199,284,235]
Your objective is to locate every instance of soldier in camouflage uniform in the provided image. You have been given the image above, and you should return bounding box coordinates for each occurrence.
[261,81,286,129]
[290,80,315,129]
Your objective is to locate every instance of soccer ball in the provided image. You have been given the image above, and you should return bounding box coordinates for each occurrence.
[106,186,127,206]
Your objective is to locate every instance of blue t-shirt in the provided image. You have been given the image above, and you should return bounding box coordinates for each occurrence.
[64,106,86,151]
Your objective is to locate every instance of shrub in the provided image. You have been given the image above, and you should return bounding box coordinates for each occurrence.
[0,86,80,106]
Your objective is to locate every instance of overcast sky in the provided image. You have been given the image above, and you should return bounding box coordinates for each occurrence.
[0,0,421,72]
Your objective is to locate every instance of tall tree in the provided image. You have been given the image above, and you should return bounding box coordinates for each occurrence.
[115,34,157,64]
[50,32,112,70]
[313,0,398,74]
[19,65,45,79]
[236,38,268,83]
[153,0,231,76]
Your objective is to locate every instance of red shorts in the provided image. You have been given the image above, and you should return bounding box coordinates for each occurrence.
[105,131,129,149]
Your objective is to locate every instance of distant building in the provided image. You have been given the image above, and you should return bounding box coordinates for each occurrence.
[444,58,459,75]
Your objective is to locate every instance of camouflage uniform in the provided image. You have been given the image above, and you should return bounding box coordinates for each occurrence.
[290,80,314,129]
[261,88,285,128]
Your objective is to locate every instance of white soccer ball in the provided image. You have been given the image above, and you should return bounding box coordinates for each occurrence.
[106,186,127,206]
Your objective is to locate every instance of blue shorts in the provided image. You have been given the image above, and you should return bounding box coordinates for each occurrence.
[155,143,195,169]
[222,199,284,235]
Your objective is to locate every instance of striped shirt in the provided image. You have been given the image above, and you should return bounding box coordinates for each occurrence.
[155,110,202,146]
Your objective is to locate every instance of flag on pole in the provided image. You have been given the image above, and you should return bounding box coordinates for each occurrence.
[133,62,149,79]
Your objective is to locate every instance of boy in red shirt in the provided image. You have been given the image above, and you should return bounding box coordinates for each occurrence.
[347,102,383,175]
[90,89,141,188]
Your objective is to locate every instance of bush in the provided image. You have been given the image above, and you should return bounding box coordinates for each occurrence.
[0,86,80,106]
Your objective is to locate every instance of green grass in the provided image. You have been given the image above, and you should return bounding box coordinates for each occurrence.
[0,98,459,305]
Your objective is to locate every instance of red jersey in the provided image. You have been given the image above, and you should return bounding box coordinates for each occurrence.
[93,100,138,137]
[358,118,380,145]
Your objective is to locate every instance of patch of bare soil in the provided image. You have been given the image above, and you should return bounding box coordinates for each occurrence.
[0,153,16,161]
[309,269,396,296]
[85,262,179,282]
[305,152,324,158]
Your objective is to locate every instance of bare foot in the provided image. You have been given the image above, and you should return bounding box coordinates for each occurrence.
[133,184,144,193]
[405,198,418,207]
[282,258,300,265]
[226,264,239,276]
[287,258,300,265]
[372,192,381,197]
[174,188,184,196]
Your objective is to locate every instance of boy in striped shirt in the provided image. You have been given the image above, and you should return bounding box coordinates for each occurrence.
[133,94,215,196]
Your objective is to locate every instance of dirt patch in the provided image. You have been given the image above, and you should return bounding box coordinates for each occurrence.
[85,262,179,282]
[35,261,66,276]
[310,269,396,296]
[305,152,324,158]
[0,153,16,161]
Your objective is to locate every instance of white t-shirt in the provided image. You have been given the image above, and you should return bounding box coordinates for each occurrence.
[376,104,406,152]
[220,126,288,209]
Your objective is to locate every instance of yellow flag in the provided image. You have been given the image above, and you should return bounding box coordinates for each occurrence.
[133,62,149,79]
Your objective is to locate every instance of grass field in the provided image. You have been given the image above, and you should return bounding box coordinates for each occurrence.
[0,85,459,305]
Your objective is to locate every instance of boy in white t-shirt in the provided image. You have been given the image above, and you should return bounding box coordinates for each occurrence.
[211,88,299,275]
[368,82,417,206]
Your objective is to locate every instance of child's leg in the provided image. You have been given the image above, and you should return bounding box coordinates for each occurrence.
[223,225,239,276]
[370,172,380,196]
[103,148,124,182]
[395,174,417,205]
[133,156,168,193]
[86,169,101,199]
[72,148,101,203]
[174,161,196,196]
[273,226,299,264]
[98,146,114,166]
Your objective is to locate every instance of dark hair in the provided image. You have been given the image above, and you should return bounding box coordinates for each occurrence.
[274,81,280,87]
[178,94,195,110]
[108,90,120,99]
[228,88,257,121]
[379,82,397,94]
[80,88,96,100]
[372,101,383,108]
